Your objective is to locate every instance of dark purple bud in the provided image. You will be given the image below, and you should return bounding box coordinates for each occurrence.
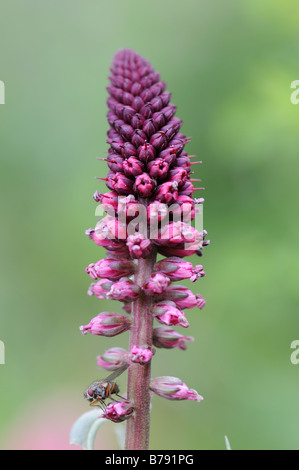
[162,105,177,121]
[131,113,144,129]
[121,141,137,158]
[150,131,168,151]
[122,106,136,123]
[147,159,169,180]
[179,181,194,197]
[119,124,134,141]
[142,118,157,137]
[159,147,177,166]
[122,91,134,105]
[137,143,156,163]
[131,129,147,147]
[132,96,145,112]
[155,181,179,204]
[168,168,188,186]
[106,154,124,173]
[131,82,143,96]
[140,102,154,119]
[111,172,134,195]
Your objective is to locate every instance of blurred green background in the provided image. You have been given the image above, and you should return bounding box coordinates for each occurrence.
[0,0,299,450]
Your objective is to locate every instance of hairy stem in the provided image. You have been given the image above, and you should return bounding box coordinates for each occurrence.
[125,248,156,450]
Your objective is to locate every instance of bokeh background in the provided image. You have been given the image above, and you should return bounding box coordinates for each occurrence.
[0,0,298,450]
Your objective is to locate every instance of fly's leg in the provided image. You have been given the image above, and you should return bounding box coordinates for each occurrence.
[89,397,106,412]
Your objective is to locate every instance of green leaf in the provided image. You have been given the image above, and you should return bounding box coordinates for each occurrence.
[70,409,106,450]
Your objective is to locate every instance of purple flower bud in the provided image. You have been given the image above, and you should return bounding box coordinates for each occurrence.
[143,118,157,137]
[106,279,140,302]
[123,157,144,177]
[126,234,152,259]
[103,401,134,423]
[130,345,154,364]
[110,172,134,195]
[106,154,124,173]
[179,181,194,197]
[131,129,147,147]
[133,173,157,197]
[80,312,131,337]
[152,326,194,350]
[97,347,129,371]
[86,257,136,281]
[155,181,179,204]
[150,131,168,151]
[131,113,144,129]
[168,167,188,186]
[143,273,171,295]
[150,376,203,402]
[120,141,137,158]
[137,143,156,163]
[159,147,177,166]
[154,257,205,282]
[151,300,189,328]
[147,159,169,180]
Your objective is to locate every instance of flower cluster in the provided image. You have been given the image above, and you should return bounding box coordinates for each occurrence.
[79,50,209,441]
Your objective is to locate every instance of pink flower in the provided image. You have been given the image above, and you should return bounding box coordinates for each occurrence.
[97,347,129,371]
[106,279,140,302]
[164,286,206,309]
[154,181,179,204]
[152,326,194,350]
[143,273,171,295]
[151,300,189,328]
[126,234,152,259]
[147,201,168,223]
[123,157,144,177]
[153,222,203,248]
[85,257,136,281]
[103,401,134,423]
[130,345,154,364]
[150,376,203,402]
[133,173,156,197]
[87,279,113,298]
[154,257,205,282]
[80,312,131,337]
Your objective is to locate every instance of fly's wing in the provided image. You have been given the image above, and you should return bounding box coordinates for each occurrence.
[104,364,128,382]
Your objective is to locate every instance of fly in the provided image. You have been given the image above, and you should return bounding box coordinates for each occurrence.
[83,365,127,410]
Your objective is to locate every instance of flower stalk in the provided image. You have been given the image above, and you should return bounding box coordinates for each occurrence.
[125,248,157,450]
[77,49,209,451]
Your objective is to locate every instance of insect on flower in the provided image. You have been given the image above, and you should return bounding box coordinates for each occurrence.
[84,365,127,410]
